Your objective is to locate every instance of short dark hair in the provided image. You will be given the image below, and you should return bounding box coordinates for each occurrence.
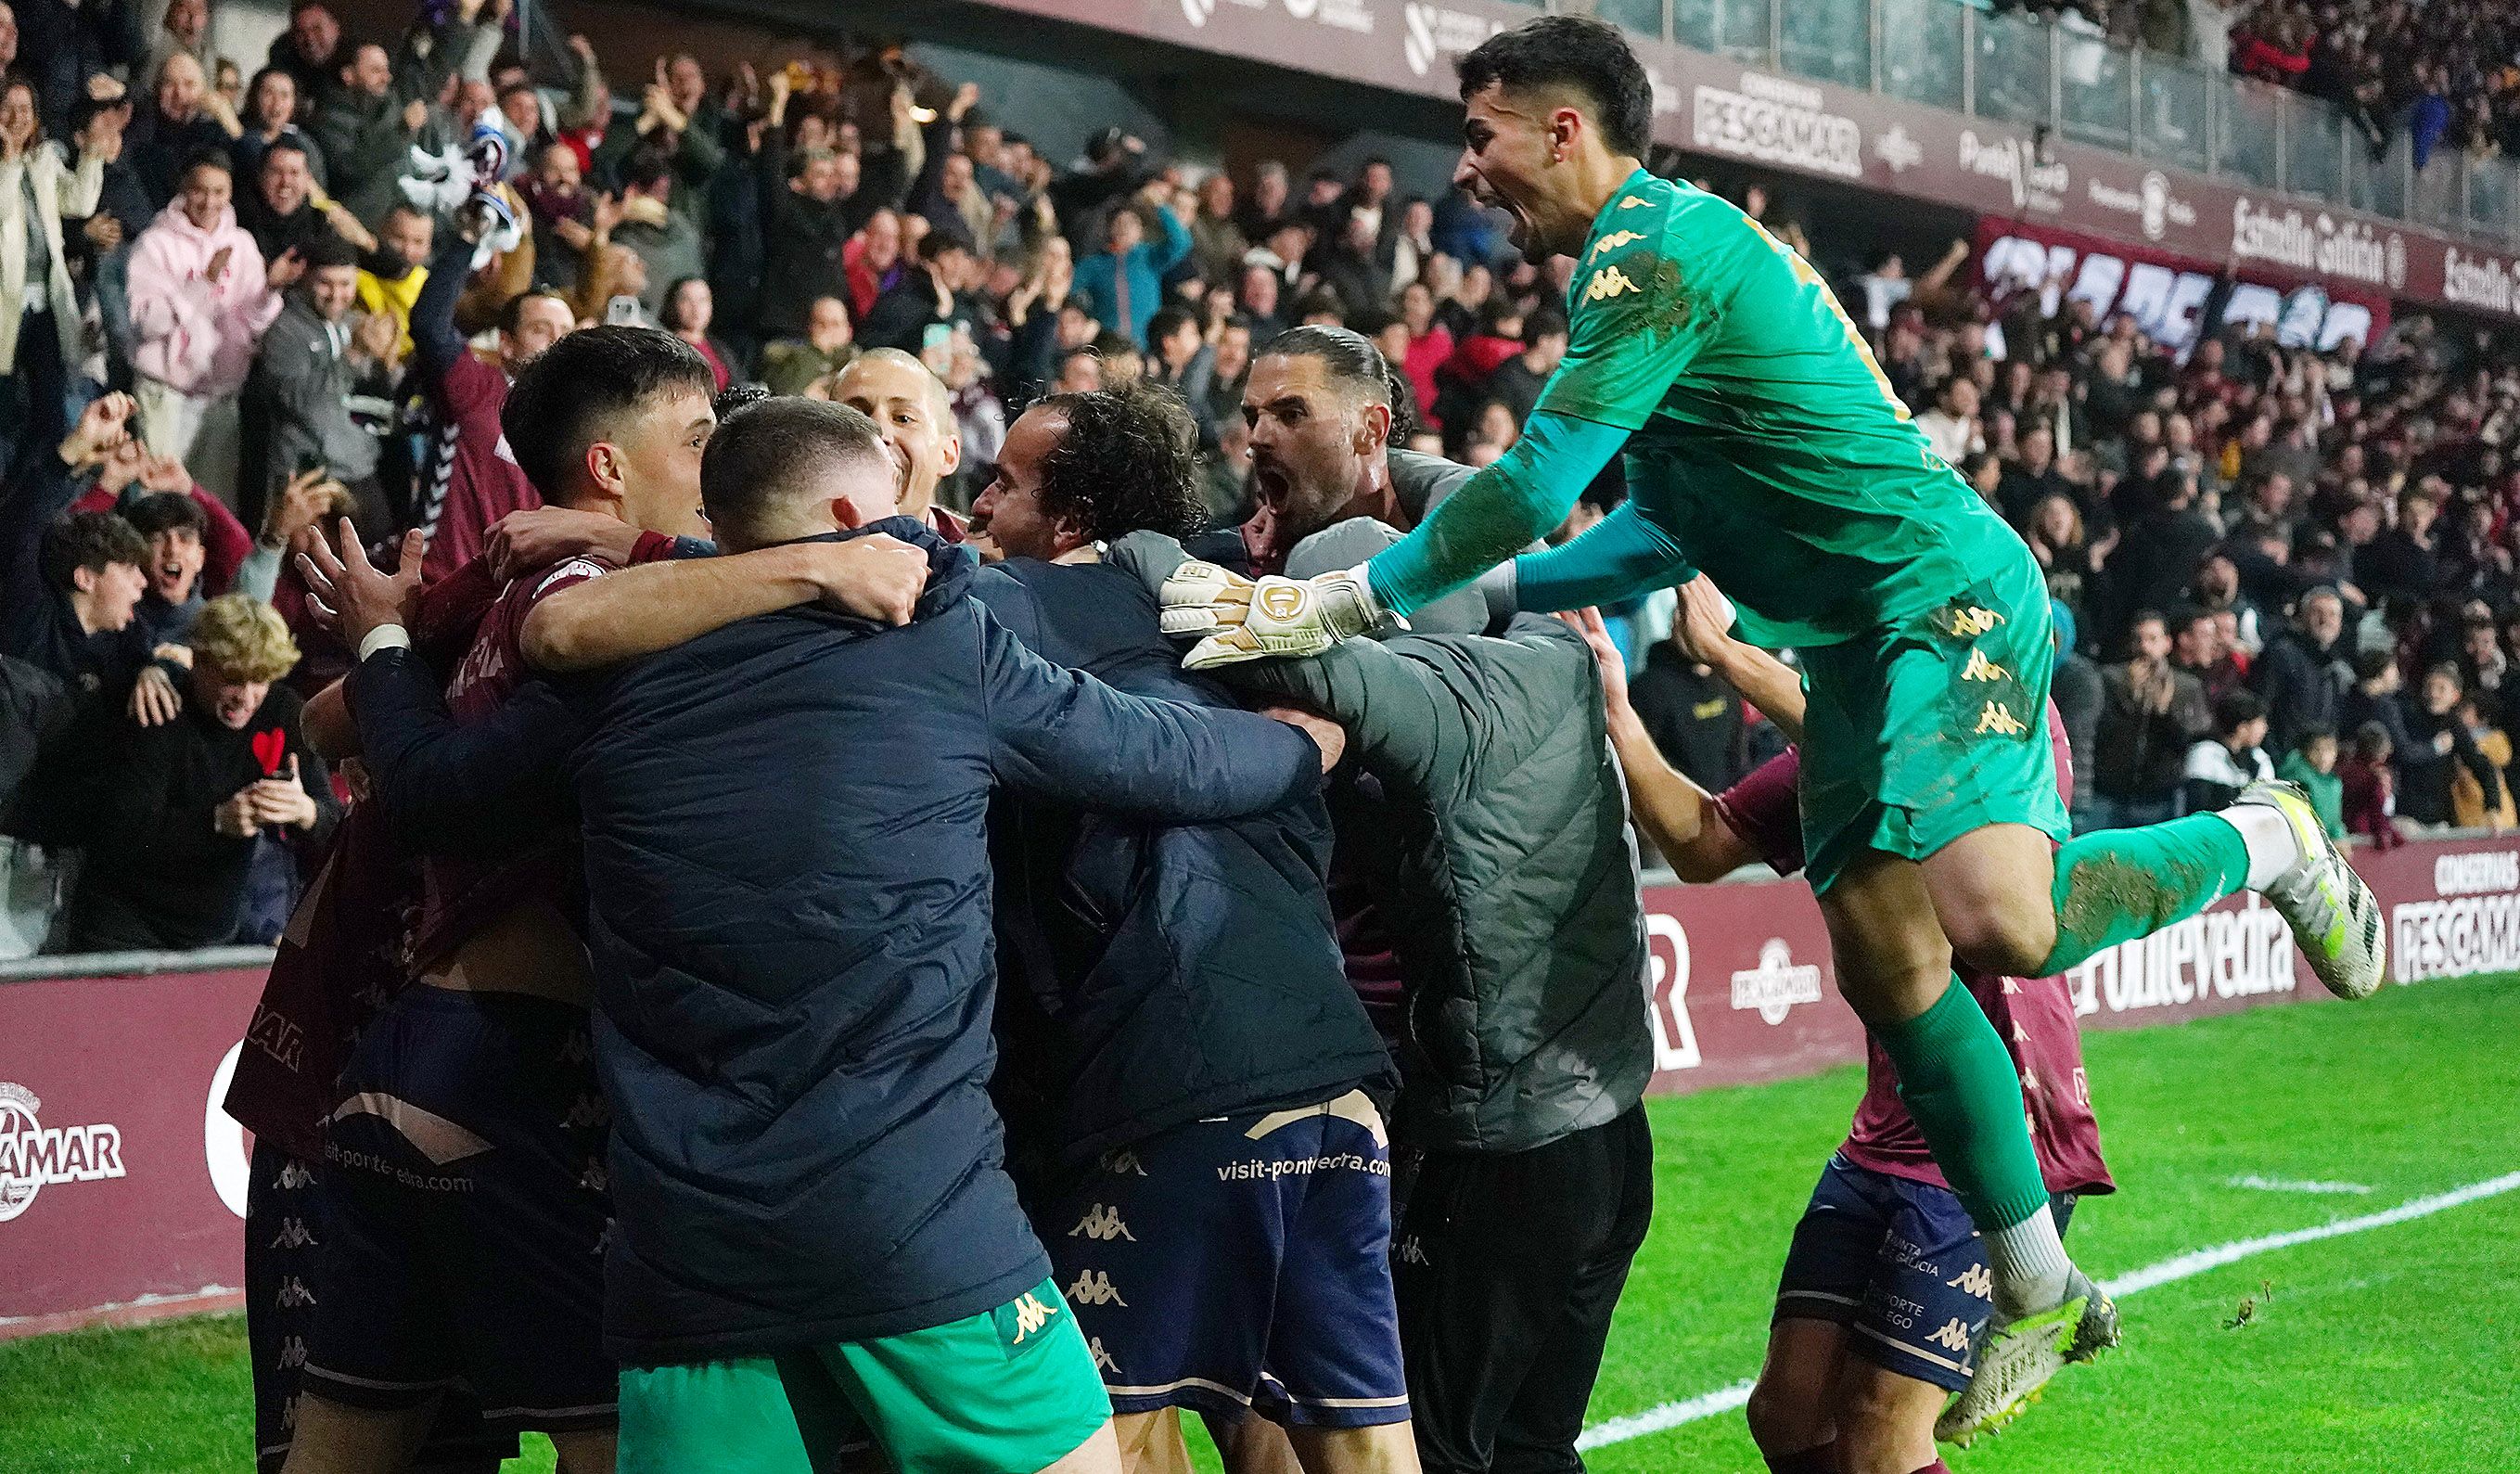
[1030,379,1207,545]
[1256,325,1415,444]
[1524,309,1569,345]
[501,326,718,500]
[300,229,359,271]
[2215,688,2266,732]
[700,397,893,547]
[1145,305,1197,345]
[41,511,147,592]
[2353,720,2392,758]
[622,143,675,195]
[2352,647,2398,681]
[121,492,208,542]
[181,147,235,183]
[1456,16,1654,159]
[498,287,572,336]
[260,135,311,171]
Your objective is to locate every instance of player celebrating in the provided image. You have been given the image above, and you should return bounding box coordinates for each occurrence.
[1575,593,2112,1466]
[1161,15,2382,1435]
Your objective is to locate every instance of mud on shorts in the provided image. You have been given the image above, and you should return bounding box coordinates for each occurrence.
[1796,545,2070,895]
[1044,1089,1409,1428]
[302,987,614,1436]
[1772,1153,2078,1391]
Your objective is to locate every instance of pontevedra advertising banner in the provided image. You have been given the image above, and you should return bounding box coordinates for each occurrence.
[4,838,2511,1335]
[972,0,2520,318]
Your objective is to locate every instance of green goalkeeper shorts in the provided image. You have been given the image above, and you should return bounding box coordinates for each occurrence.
[618,1277,1112,1474]
[1796,545,2069,895]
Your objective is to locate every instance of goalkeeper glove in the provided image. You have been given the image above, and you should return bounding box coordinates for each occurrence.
[1158,560,1391,669]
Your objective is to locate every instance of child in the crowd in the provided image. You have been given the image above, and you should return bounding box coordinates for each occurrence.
[2278,725,2347,841]
[2340,722,2404,852]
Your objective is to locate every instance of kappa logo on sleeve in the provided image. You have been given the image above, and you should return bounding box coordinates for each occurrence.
[1583,265,1641,302]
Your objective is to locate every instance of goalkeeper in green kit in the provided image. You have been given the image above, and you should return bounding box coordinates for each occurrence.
[1159,15,2386,1443]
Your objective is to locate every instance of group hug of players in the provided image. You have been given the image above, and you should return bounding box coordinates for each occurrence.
[218,15,2387,1474]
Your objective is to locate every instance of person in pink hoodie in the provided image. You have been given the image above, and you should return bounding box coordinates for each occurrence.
[127,152,301,509]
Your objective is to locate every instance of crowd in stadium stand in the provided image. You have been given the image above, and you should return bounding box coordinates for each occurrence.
[2000,0,2520,166]
[2,0,2518,955]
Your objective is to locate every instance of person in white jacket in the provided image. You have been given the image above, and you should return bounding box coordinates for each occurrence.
[125,150,301,507]
[0,74,107,483]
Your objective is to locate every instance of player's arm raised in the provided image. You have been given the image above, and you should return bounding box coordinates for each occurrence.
[1364,227,1719,619]
[1564,608,1757,881]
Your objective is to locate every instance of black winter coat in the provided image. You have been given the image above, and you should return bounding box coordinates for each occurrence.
[971,559,1389,1188]
[556,523,1323,1360]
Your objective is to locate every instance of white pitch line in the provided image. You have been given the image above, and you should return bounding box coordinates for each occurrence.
[1576,1170,2520,1452]
[2226,1173,2375,1196]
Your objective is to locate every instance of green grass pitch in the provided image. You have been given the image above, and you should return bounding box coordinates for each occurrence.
[6,973,2515,1472]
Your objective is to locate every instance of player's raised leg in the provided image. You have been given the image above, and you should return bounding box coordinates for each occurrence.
[1924,781,2383,1002]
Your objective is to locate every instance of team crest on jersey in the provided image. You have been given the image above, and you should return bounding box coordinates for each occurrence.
[1068,1204,1135,1241]
[1583,265,1640,302]
[1589,229,1644,261]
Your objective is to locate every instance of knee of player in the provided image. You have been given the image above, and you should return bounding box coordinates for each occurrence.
[1939,905,2054,980]
[1830,1376,1941,1474]
[1745,1373,1830,1455]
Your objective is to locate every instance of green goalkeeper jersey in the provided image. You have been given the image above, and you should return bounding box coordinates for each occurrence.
[1524,170,2029,648]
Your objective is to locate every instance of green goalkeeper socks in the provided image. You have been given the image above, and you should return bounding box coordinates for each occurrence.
[2038,814,2252,977]
[1877,978,2053,1235]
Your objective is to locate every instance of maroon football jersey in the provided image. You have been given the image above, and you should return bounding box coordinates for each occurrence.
[1706,703,2113,1197]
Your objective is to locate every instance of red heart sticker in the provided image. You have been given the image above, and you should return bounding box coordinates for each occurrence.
[252,729,287,776]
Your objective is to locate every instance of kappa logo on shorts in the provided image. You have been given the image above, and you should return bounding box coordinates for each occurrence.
[275,1275,318,1309]
[1090,1336,1119,1375]
[1947,1263,1994,1299]
[1961,647,2010,683]
[1068,1204,1135,1241]
[1098,1148,1148,1177]
[1009,1292,1060,1345]
[1942,605,2007,639]
[1974,701,2029,737]
[1928,1317,1974,1352]
[1067,1270,1128,1307]
[270,1215,318,1250]
[277,1336,308,1372]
